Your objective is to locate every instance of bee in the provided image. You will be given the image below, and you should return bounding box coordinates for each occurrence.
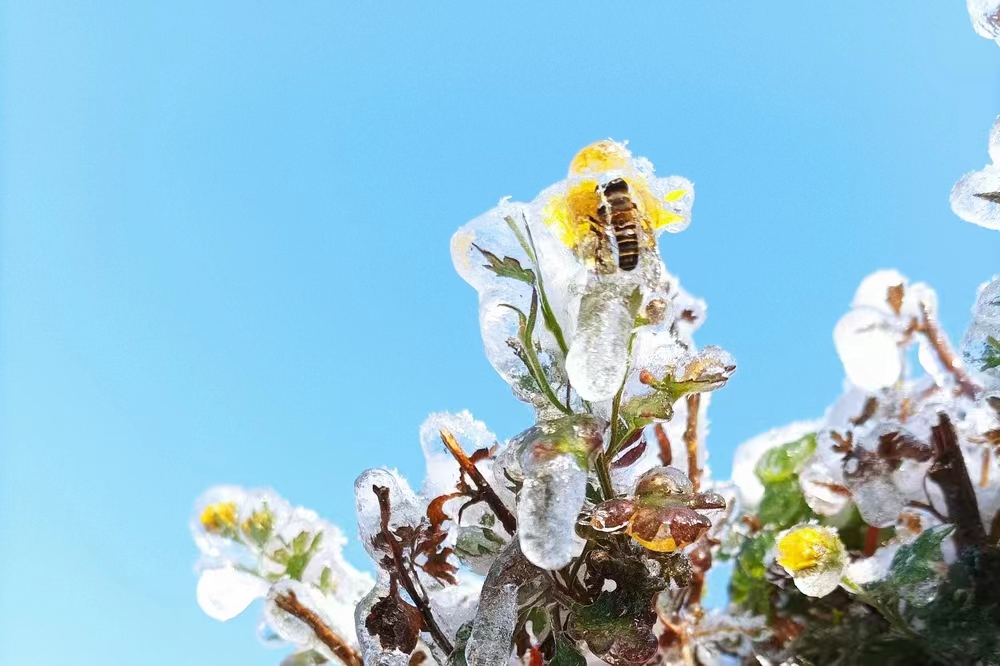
[544,140,690,273]
[597,177,642,271]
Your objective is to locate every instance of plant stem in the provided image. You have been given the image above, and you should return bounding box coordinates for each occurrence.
[917,304,980,399]
[594,451,615,500]
[683,393,702,492]
[273,590,364,666]
[372,486,455,655]
[505,215,569,356]
[439,430,518,535]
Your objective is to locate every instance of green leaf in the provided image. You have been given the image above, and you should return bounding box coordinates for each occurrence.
[981,336,1000,371]
[551,637,586,666]
[871,524,953,608]
[728,531,776,615]
[754,434,817,484]
[572,556,663,666]
[473,243,536,285]
[447,623,473,666]
[758,478,813,528]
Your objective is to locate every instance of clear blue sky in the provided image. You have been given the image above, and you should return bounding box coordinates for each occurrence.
[1,2,998,665]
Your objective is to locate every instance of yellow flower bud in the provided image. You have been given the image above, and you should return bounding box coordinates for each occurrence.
[200,501,238,534]
[775,525,846,597]
[568,140,632,175]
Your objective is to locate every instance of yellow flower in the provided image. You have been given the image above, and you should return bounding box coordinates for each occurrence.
[568,140,632,175]
[776,525,842,575]
[241,507,275,546]
[200,501,238,534]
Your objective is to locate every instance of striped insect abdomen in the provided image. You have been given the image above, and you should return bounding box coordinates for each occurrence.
[601,178,641,271]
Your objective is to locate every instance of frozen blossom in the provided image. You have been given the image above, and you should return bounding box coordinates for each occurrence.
[190,485,373,662]
[952,116,1000,230]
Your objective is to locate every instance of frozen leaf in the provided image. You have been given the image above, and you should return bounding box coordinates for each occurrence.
[550,637,586,666]
[473,244,536,285]
[757,478,812,528]
[571,551,662,666]
[465,541,542,666]
[364,578,423,655]
[754,433,817,484]
[878,524,953,607]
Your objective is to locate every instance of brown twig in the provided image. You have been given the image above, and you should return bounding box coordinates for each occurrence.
[274,590,363,666]
[654,423,673,466]
[929,414,986,552]
[439,429,517,535]
[917,304,980,399]
[373,486,455,655]
[683,393,702,491]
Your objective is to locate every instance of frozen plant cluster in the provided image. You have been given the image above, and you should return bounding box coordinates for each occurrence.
[188,12,1000,664]
[191,486,374,666]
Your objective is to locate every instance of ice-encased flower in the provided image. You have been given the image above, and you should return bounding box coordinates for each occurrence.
[590,466,726,553]
[952,117,1000,231]
[450,140,696,410]
[775,524,846,597]
[833,271,944,391]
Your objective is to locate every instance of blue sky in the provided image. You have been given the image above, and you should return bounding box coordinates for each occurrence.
[2,2,999,665]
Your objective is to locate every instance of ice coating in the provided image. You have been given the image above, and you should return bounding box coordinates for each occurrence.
[355,582,410,666]
[952,117,1000,230]
[731,420,822,508]
[515,415,605,569]
[565,276,638,401]
[962,277,1000,390]
[354,468,422,559]
[967,0,1000,41]
[465,541,542,666]
[833,308,903,391]
[196,565,270,621]
[517,453,588,569]
[451,140,696,414]
[419,410,506,511]
[775,525,846,597]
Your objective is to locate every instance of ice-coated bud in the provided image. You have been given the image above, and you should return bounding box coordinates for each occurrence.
[197,565,270,622]
[834,308,903,390]
[775,525,846,597]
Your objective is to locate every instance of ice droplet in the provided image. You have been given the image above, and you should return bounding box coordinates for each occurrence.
[196,566,270,621]
[566,276,637,401]
[517,453,588,569]
[844,462,905,528]
[833,308,903,390]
